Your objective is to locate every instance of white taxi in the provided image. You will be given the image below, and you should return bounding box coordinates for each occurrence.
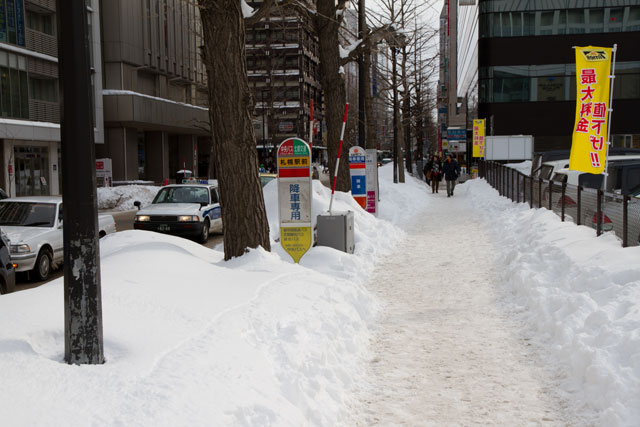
[133,184,222,242]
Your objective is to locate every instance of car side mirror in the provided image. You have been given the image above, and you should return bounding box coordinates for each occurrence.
[134,201,141,210]
[58,220,63,229]
[199,202,208,209]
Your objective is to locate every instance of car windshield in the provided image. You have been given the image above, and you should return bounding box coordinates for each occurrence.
[152,186,209,204]
[0,202,56,227]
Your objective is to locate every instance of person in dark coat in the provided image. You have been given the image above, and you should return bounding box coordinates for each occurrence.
[442,154,461,197]
[430,156,442,194]
[423,156,433,185]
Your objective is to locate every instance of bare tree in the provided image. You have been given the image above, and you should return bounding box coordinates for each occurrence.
[198,0,279,260]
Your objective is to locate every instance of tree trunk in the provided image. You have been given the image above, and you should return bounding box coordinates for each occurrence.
[316,0,350,192]
[401,46,411,173]
[199,0,271,260]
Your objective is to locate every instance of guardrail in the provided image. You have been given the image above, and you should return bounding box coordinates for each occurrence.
[478,160,639,248]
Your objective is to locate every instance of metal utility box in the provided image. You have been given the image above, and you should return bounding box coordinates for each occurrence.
[316,211,355,254]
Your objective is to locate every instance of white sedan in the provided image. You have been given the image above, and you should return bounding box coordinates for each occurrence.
[0,196,117,281]
[133,184,222,243]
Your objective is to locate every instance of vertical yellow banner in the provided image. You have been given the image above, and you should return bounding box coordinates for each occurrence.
[569,46,612,174]
[472,119,485,158]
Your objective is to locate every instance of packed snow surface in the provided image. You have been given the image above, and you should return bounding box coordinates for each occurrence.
[1,165,639,426]
[97,185,162,211]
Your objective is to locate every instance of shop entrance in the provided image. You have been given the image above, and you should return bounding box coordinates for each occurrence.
[14,146,50,196]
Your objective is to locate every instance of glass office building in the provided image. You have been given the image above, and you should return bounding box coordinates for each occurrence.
[475,0,640,151]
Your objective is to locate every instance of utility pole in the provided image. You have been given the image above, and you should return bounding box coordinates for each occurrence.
[358,0,366,149]
[57,0,104,365]
[392,46,399,184]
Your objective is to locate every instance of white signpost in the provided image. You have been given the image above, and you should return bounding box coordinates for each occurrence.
[365,149,378,216]
[277,137,312,263]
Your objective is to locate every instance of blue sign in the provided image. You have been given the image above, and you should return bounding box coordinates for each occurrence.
[447,128,466,141]
[351,176,366,196]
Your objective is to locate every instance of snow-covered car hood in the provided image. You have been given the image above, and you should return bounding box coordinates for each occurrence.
[137,203,203,216]
[1,225,53,245]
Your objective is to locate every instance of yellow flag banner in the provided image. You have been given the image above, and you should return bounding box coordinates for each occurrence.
[569,46,612,174]
[472,119,485,158]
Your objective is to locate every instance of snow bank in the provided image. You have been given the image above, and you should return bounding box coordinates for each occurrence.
[465,178,640,426]
[505,160,532,176]
[97,185,162,211]
[0,164,431,426]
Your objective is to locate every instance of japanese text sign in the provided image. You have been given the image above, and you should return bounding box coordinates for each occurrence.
[472,119,485,158]
[365,149,378,216]
[277,138,312,263]
[349,146,367,209]
[569,46,612,174]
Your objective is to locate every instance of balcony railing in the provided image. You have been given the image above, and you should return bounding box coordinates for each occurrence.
[25,28,58,58]
[29,99,60,123]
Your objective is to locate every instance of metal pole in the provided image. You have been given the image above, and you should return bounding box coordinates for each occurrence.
[622,195,629,247]
[392,47,398,184]
[548,180,553,210]
[529,175,533,208]
[329,103,349,214]
[358,0,366,149]
[57,0,104,364]
[601,44,617,232]
[561,182,566,221]
[597,189,603,236]
[577,185,582,225]
[538,178,543,209]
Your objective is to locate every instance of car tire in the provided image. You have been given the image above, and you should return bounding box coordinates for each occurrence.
[199,219,210,243]
[33,249,52,282]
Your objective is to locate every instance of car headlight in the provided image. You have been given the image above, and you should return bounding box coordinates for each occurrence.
[10,244,31,254]
[178,215,199,222]
[135,215,151,222]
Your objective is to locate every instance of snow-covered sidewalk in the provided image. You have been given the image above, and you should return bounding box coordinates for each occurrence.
[348,183,590,426]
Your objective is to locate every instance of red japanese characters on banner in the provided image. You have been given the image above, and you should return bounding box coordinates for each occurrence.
[569,47,613,174]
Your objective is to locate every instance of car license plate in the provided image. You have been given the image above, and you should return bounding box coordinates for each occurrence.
[158,224,170,232]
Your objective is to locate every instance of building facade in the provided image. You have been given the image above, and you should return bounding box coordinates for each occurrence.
[474,0,640,152]
[246,1,322,169]
[0,0,103,196]
[97,0,210,183]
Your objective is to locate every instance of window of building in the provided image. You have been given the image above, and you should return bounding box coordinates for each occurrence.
[25,10,54,35]
[0,52,28,119]
[29,77,58,102]
[480,6,640,38]
[627,6,640,31]
[479,62,640,104]
[0,0,26,46]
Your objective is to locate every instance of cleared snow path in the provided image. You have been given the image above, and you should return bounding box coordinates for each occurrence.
[349,184,588,426]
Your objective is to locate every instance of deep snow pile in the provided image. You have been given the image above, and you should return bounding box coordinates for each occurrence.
[505,160,532,176]
[466,179,640,426]
[97,185,162,211]
[0,165,430,426]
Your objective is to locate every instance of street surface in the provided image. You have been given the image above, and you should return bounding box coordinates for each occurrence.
[15,209,223,292]
[349,183,588,426]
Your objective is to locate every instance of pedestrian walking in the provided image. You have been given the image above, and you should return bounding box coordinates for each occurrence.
[442,154,461,197]
[430,156,442,194]
[423,156,433,185]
